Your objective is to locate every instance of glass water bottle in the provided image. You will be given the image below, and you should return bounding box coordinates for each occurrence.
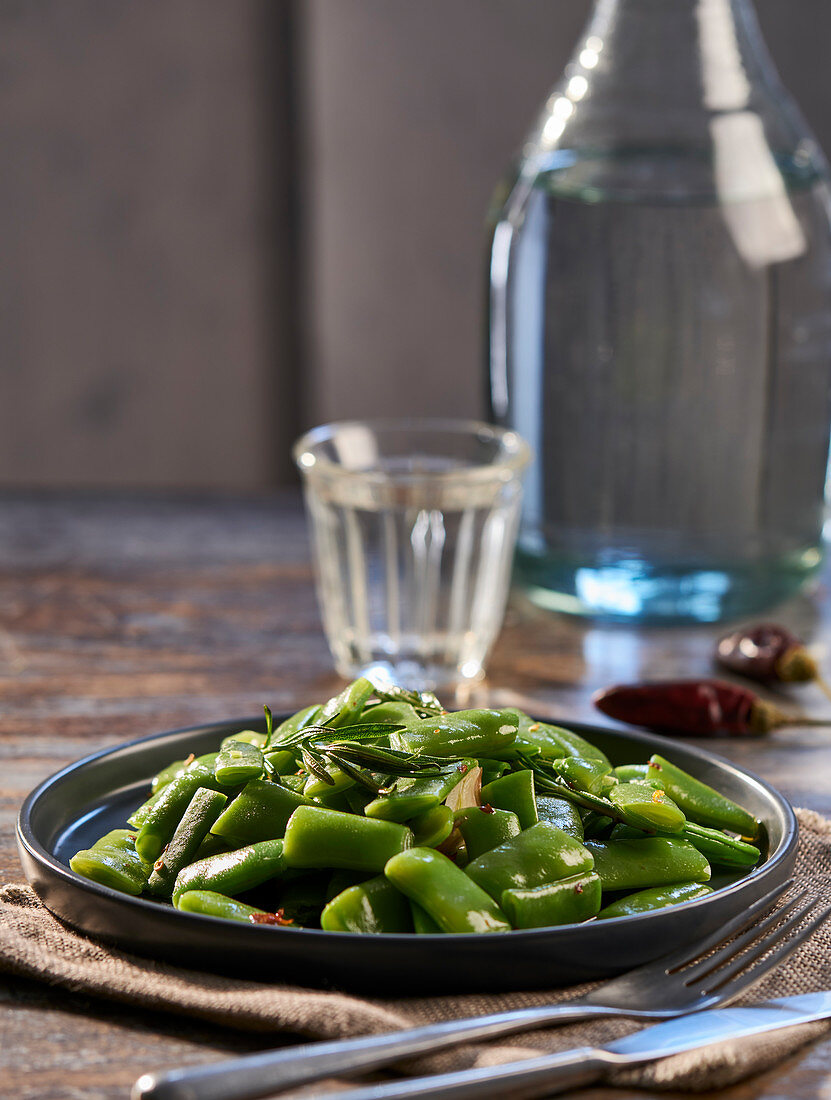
[487,0,831,622]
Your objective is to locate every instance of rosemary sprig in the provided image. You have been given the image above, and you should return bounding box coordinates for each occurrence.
[371,686,444,717]
[518,752,630,826]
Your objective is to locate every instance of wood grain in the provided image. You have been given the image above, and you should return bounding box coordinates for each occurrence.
[2,491,831,1098]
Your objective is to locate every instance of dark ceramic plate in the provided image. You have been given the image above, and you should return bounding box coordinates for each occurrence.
[17,716,797,995]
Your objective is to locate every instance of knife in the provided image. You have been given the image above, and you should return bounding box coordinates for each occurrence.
[320,991,831,1100]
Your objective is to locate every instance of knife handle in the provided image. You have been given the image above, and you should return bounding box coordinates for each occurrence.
[315,1048,614,1100]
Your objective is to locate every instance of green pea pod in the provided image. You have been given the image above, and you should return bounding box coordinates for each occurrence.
[283,806,413,872]
[681,821,761,868]
[535,796,584,839]
[321,875,414,933]
[609,821,760,869]
[508,713,611,768]
[70,829,151,896]
[359,701,421,726]
[585,837,711,892]
[214,740,265,787]
[263,748,297,777]
[501,871,602,929]
[172,838,287,905]
[318,678,376,729]
[177,889,297,927]
[455,806,522,860]
[581,811,615,839]
[612,763,650,783]
[280,774,308,794]
[465,823,594,902]
[325,870,373,901]
[480,770,538,829]
[549,756,612,797]
[390,710,519,759]
[221,729,268,750]
[211,778,313,847]
[304,762,356,801]
[410,804,454,848]
[410,900,443,934]
[480,759,510,786]
[647,755,760,838]
[385,848,511,934]
[136,765,226,863]
[151,758,189,795]
[597,882,713,919]
[147,787,228,897]
[268,704,322,747]
[364,764,472,822]
[608,781,686,833]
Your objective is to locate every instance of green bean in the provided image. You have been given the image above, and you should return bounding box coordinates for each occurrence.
[321,875,413,933]
[385,848,511,934]
[480,770,538,829]
[214,740,265,786]
[283,806,414,872]
[364,765,471,822]
[455,806,522,860]
[70,829,150,896]
[597,882,713,919]
[390,710,519,759]
[647,754,759,838]
[585,837,711,892]
[466,823,594,902]
[172,838,287,905]
[211,778,313,847]
[501,871,602,929]
[147,787,228,897]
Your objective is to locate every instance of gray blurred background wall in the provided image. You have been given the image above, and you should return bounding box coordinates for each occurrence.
[2,0,830,489]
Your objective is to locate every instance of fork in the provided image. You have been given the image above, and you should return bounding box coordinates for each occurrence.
[133,882,818,1100]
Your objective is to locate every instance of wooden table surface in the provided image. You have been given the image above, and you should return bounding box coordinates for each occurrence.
[2,491,831,1099]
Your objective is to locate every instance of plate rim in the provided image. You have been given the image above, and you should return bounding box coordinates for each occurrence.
[17,713,799,942]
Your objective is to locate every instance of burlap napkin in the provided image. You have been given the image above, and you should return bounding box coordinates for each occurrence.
[3,807,831,1094]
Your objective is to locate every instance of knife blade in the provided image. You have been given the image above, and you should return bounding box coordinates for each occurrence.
[320,991,831,1100]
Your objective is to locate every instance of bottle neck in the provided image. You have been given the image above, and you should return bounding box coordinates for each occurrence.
[578,0,779,113]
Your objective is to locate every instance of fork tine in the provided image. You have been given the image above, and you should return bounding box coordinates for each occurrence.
[661,880,792,975]
[678,887,812,983]
[699,903,831,996]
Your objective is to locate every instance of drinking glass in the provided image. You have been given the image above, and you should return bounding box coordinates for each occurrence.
[294,419,530,690]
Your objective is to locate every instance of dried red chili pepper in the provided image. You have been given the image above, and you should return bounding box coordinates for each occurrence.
[716,622,831,699]
[592,679,831,738]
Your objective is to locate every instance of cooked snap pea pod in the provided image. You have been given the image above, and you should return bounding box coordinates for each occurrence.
[211,778,313,847]
[360,701,421,726]
[390,710,519,759]
[410,804,454,848]
[466,823,594,902]
[610,820,761,868]
[612,763,650,782]
[150,757,189,795]
[221,729,268,750]
[647,754,760,838]
[480,759,510,785]
[283,806,414,872]
[268,704,322,747]
[364,764,472,823]
[585,837,711,892]
[385,847,511,934]
[304,762,356,801]
[597,882,713,919]
[608,781,686,834]
[318,678,376,729]
[479,770,538,829]
[501,871,602,929]
[550,756,612,797]
[147,787,228,896]
[70,829,151,896]
[535,796,584,839]
[177,889,296,926]
[214,740,265,787]
[680,822,761,867]
[263,748,297,777]
[136,765,226,863]
[172,838,287,905]
[410,900,443,934]
[455,806,522,860]
[508,712,611,768]
[321,874,413,933]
